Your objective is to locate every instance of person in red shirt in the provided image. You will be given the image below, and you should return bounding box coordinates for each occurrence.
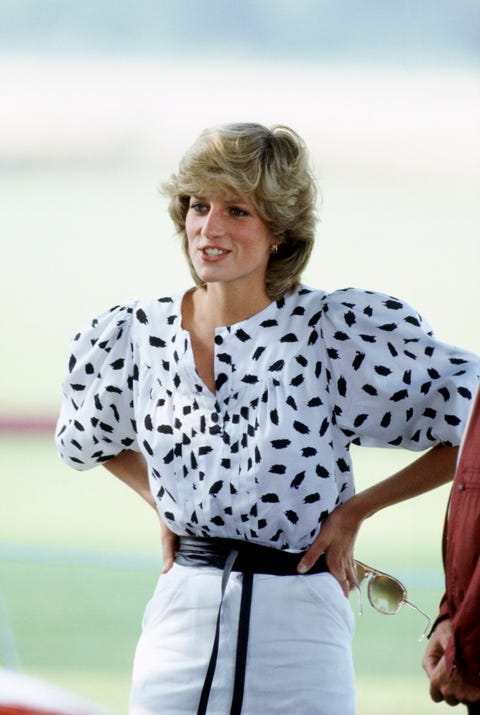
[423,387,480,713]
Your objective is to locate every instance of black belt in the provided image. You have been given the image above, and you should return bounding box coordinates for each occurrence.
[175,536,329,715]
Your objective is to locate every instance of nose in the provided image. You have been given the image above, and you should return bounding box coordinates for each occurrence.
[201,207,225,239]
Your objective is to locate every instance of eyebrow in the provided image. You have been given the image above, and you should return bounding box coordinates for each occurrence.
[190,195,253,208]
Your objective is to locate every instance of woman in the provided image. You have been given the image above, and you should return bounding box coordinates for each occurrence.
[56,123,480,715]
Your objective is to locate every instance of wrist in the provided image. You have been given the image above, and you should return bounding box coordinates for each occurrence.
[429,617,452,647]
[341,492,372,525]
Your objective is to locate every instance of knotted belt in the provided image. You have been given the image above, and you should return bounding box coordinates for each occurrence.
[175,536,329,715]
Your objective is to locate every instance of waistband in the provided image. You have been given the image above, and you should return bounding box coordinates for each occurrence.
[175,535,329,575]
[174,536,329,715]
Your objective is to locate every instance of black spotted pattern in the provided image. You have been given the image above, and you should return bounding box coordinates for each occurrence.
[56,286,480,551]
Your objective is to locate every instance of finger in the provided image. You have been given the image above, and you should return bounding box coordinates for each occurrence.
[341,572,358,597]
[339,576,352,598]
[161,536,177,568]
[328,561,352,597]
[422,655,435,677]
[161,536,177,573]
[297,538,326,574]
[159,522,178,573]
[325,552,357,596]
[422,646,440,677]
[161,556,174,574]
[444,696,460,707]
[345,559,358,587]
[429,684,445,703]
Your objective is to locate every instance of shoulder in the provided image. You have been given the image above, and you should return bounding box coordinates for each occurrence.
[317,287,432,335]
[63,299,140,377]
[321,287,424,319]
[294,285,430,333]
[72,299,139,341]
[75,291,183,339]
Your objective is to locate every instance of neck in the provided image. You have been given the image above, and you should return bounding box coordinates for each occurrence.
[192,283,272,328]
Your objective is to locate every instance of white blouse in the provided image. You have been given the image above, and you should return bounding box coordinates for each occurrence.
[56,286,480,552]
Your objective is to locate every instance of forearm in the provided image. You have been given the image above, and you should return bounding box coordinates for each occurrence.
[104,450,178,569]
[347,444,458,524]
[103,449,156,510]
[298,444,458,581]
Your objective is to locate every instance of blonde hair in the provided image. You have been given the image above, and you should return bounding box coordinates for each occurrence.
[162,123,318,300]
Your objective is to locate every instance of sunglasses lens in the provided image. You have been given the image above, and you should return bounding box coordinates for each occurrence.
[369,575,404,614]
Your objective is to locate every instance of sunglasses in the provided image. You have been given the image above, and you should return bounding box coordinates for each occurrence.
[354,560,432,641]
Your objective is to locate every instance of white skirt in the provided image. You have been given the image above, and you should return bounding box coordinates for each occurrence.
[129,563,356,715]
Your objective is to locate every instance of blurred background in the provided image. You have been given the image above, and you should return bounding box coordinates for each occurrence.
[1,1,479,713]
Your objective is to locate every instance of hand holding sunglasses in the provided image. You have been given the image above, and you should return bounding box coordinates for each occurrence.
[353,560,432,641]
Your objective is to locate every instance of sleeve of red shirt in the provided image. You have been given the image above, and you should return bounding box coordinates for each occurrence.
[431,593,450,633]
[444,552,480,685]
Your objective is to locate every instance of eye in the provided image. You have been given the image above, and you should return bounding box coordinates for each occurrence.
[229,206,249,217]
[189,201,208,213]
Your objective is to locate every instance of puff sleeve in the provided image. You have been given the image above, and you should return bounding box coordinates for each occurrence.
[56,301,140,470]
[320,288,480,450]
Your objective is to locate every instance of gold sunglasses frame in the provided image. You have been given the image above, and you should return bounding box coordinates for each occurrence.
[354,560,432,641]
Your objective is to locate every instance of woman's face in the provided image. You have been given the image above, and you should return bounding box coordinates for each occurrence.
[185,194,276,293]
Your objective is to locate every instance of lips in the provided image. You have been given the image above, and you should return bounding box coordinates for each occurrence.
[204,248,228,256]
[199,246,231,260]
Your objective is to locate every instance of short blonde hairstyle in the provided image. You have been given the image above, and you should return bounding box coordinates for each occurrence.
[162,123,318,300]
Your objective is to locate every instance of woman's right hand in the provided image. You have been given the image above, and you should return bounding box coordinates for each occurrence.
[160,517,179,573]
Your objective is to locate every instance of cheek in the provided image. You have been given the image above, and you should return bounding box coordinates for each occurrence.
[186,237,196,264]
[185,220,199,253]
[249,233,273,259]
[184,214,194,239]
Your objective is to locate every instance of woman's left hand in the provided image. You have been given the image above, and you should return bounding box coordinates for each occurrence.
[297,500,361,597]
[297,445,459,597]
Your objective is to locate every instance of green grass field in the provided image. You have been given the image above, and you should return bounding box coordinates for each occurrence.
[1,434,457,714]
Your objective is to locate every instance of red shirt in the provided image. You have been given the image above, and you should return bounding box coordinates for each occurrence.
[437,389,480,685]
